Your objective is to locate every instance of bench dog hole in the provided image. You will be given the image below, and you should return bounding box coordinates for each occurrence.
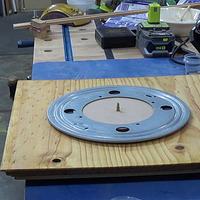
[44,49,52,52]
[52,158,62,163]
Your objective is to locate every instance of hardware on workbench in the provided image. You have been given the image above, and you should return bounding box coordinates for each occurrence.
[136,1,175,57]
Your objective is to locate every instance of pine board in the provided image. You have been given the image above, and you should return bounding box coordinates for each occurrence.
[33,25,65,63]
[33,22,143,63]
[2,75,200,179]
[69,22,143,61]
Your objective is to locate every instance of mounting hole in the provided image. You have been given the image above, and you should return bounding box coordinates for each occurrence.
[44,38,52,41]
[175,144,185,151]
[84,127,88,130]
[81,38,88,40]
[152,102,155,104]
[109,90,120,95]
[79,116,82,118]
[44,49,52,52]
[136,123,140,125]
[99,96,102,98]
[52,158,61,163]
[116,127,130,133]
[146,95,152,97]
[161,105,172,110]
[64,109,75,114]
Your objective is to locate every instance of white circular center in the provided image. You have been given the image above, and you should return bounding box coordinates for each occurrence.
[83,97,154,124]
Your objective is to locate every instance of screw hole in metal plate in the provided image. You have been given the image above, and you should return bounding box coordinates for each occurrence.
[109,90,120,95]
[81,38,88,40]
[64,109,75,114]
[116,127,130,133]
[161,105,173,110]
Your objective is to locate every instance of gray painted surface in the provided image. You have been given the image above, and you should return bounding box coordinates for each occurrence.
[0,12,33,200]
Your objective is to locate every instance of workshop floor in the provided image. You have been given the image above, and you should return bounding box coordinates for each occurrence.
[0,12,34,200]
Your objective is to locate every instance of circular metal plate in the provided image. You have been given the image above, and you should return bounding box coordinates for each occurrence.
[47,86,190,143]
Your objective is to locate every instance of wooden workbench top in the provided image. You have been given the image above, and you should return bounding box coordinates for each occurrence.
[1,75,200,179]
[33,22,142,63]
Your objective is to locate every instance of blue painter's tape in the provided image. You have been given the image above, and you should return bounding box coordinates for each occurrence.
[62,25,73,61]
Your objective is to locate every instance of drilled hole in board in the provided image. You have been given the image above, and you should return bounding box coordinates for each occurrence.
[52,158,61,163]
[161,105,172,110]
[81,38,88,40]
[109,90,120,95]
[136,123,140,125]
[64,109,75,114]
[44,49,52,52]
[116,127,130,133]
[175,144,185,151]
[44,38,52,41]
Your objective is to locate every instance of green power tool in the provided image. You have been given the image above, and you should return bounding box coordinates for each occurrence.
[136,1,175,57]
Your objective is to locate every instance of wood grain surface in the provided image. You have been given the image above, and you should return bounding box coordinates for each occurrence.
[1,75,200,179]
[33,22,143,63]
[33,25,65,63]
[69,22,106,61]
[69,22,143,61]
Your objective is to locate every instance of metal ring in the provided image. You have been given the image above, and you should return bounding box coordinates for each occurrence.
[47,86,190,143]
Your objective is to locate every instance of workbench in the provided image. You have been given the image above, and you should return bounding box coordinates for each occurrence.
[5,22,200,199]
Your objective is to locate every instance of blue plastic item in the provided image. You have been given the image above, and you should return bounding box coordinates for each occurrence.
[17,40,34,48]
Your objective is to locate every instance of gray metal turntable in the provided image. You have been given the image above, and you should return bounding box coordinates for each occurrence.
[47,86,190,143]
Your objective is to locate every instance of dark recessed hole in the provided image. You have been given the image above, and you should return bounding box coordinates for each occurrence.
[44,38,52,41]
[44,49,52,52]
[81,38,88,40]
[161,105,172,110]
[109,90,120,95]
[84,127,88,130]
[79,116,82,118]
[154,96,157,97]
[116,127,130,133]
[146,95,152,97]
[136,123,140,125]
[175,144,185,151]
[79,28,86,31]
[99,96,102,98]
[152,102,155,104]
[64,109,75,114]
[52,158,61,163]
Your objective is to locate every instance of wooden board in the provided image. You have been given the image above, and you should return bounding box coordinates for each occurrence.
[33,22,143,63]
[2,75,200,179]
[69,22,143,61]
[69,22,106,61]
[33,25,65,63]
